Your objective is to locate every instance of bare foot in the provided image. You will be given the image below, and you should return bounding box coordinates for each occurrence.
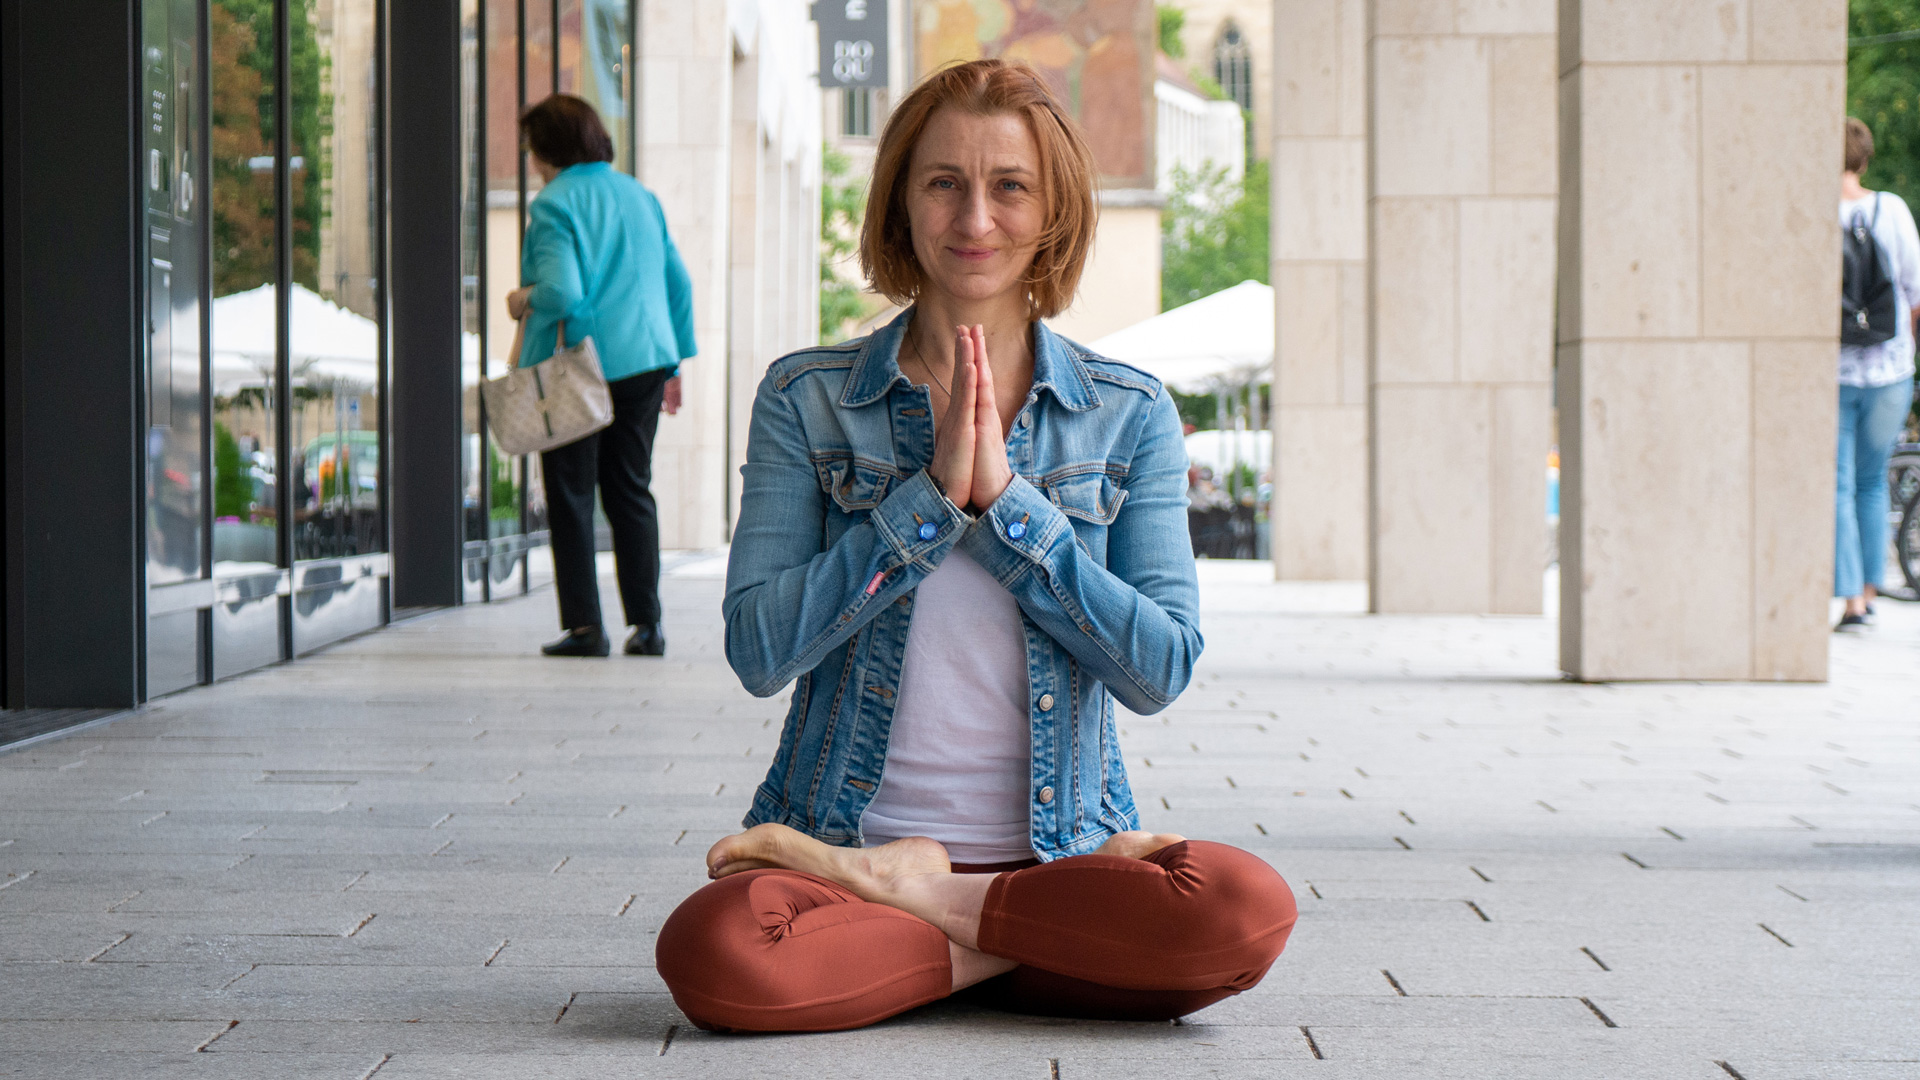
[1097,830,1187,860]
[706,823,951,899]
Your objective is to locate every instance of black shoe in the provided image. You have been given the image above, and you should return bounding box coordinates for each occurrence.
[625,624,666,656]
[1834,612,1870,634]
[542,627,610,657]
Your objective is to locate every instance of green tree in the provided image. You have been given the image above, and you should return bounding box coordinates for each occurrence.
[820,147,869,343]
[1161,158,1269,311]
[213,422,254,520]
[1849,0,1920,212]
[1156,4,1186,58]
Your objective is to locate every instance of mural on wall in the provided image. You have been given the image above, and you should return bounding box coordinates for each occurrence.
[915,0,1154,189]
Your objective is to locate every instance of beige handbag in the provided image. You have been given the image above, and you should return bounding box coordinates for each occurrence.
[482,319,613,456]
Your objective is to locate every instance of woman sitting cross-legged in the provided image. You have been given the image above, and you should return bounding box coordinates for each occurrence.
[654,59,1297,1033]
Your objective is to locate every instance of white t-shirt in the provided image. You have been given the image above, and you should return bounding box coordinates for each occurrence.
[1840,191,1920,388]
[862,548,1035,864]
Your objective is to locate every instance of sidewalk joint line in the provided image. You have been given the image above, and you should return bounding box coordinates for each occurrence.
[1048,1058,1060,1079]
[1757,923,1793,947]
[1307,882,1321,899]
[194,1020,238,1052]
[343,871,369,891]
[1776,885,1807,902]
[616,894,636,916]
[484,939,509,966]
[1579,997,1617,1028]
[658,1023,678,1055]
[1716,1061,1749,1080]
[1392,836,1411,850]
[345,914,375,937]
[85,933,131,962]
[356,1053,392,1080]
[106,891,141,912]
[554,991,577,1023]
[1581,947,1610,971]
[1464,900,1490,922]
[1253,823,1267,835]
[1381,969,1407,996]
[551,856,570,874]
[1660,827,1684,841]
[217,965,257,991]
[1299,1025,1323,1059]
[1621,852,1648,869]
[1469,866,1491,882]
[0,870,36,891]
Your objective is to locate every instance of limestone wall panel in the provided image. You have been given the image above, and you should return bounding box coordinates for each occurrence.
[1277,138,1367,261]
[1275,0,1340,137]
[1275,405,1370,580]
[1372,36,1492,198]
[1566,341,1754,679]
[1749,339,1836,681]
[1277,264,1341,405]
[1458,197,1557,384]
[1372,385,1493,611]
[1490,35,1559,196]
[1749,0,1847,63]
[1576,64,1699,339]
[1373,197,1458,384]
[1701,64,1846,340]
[1457,0,1558,34]
[1490,383,1552,613]
[1576,0,1749,64]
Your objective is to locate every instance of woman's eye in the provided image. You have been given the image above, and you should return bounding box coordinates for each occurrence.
[932,178,957,190]
[1000,180,1025,192]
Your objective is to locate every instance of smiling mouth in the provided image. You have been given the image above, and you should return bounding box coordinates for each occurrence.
[947,247,996,261]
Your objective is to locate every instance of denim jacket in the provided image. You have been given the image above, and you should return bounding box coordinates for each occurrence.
[723,309,1202,861]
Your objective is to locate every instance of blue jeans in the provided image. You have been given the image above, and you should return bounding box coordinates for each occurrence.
[1835,377,1916,597]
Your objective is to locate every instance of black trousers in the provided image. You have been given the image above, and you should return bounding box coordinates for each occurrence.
[541,368,671,632]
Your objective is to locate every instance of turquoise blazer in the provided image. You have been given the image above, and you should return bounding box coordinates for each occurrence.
[519,162,696,381]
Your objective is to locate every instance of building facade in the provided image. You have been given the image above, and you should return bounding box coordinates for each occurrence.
[0,0,822,728]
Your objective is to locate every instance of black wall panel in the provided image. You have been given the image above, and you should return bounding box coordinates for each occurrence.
[388,0,464,610]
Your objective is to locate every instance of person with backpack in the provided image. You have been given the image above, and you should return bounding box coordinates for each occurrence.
[1836,117,1919,633]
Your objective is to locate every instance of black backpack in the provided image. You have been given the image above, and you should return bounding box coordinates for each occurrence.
[1842,193,1899,347]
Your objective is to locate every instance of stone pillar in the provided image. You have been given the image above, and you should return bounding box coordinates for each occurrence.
[1270,0,1369,581]
[641,1,733,549]
[1364,1,1560,613]
[1557,0,1846,680]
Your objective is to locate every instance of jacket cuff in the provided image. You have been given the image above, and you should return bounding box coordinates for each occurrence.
[872,469,972,569]
[959,474,1069,582]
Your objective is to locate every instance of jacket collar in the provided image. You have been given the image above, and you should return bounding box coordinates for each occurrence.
[839,307,1101,412]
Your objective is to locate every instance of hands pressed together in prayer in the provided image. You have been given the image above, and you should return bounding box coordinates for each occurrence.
[925,324,1014,515]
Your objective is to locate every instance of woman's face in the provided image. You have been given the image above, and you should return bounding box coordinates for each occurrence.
[903,107,1047,307]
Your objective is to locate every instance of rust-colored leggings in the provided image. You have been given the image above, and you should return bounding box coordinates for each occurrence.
[655,840,1297,1033]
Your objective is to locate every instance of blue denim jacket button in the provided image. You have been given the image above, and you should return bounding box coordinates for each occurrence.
[917,522,937,541]
[1007,521,1027,540]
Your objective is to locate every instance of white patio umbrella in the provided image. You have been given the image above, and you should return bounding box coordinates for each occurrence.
[1085,279,1272,393]
[211,283,481,395]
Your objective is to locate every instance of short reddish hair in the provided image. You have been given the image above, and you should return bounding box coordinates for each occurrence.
[859,60,1097,320]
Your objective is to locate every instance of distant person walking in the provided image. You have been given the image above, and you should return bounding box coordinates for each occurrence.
[1836,117,1919,632]
[507,95,695,658]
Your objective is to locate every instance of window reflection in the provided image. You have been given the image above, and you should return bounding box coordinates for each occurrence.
[291,0,382,562]
[210,0,279,577]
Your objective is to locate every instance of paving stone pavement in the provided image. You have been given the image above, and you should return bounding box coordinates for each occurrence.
[3,556,1917,1080]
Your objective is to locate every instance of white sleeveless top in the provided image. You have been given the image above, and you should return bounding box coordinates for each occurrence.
[861,548,1035,864]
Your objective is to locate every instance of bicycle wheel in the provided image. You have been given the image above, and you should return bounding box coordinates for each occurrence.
[1900,487,1920,596]
[1892,445,1920,511]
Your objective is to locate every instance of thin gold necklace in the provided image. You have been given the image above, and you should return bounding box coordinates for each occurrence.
[904,333,952,408]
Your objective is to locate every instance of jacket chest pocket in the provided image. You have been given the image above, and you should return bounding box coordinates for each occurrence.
[814,456,897,514]
[1045,472,1126,525]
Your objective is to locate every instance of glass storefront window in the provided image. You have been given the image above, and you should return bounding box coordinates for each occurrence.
[144,0,206,590]
[290,0,382,562]
[210,0,280,578]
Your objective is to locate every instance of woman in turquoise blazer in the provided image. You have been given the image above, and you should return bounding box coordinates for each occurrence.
[506,94,696,658]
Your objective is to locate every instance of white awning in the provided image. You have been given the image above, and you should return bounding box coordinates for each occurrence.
[1086,279,1272,393]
